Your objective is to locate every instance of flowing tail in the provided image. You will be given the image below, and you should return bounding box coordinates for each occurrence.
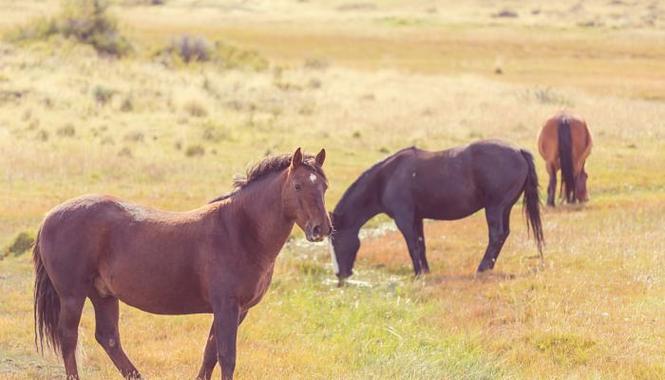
[557,117,576,203]
[520,149,545,262]
[33,228,62,355]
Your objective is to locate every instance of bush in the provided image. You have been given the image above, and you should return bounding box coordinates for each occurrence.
[183,99,208,118]
[57,123,76,137]
[155,35,268,70]
[5,0,131,57]
[93,85,114,105]
[5,231,35,257]
[185,144,205,157]
[166,35,212,63]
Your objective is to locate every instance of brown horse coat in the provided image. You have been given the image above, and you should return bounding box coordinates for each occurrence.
[537,113,592,205]
[33,149,331,380]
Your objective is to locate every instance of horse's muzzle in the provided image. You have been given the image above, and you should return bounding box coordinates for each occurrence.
[306,222,331,242]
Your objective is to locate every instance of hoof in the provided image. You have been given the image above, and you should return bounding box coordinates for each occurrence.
[476,265,492,273]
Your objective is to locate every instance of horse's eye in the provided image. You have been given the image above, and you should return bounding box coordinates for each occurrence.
[295,183,302,191]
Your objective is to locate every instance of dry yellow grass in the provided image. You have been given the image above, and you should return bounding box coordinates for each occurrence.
[1,0,664,379]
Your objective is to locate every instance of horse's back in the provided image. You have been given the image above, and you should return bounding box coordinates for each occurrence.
[394,141,527,219]
[38,194,214,312]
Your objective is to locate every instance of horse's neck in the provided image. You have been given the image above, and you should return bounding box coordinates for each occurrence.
[335,172,383,231]
[226,172,293,264]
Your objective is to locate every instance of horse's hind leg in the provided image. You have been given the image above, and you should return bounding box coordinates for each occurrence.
[477,206,510,273]
[59,295,86,379]
[89,293,141,379]
[490,206,513,268]
[547,164,557,207]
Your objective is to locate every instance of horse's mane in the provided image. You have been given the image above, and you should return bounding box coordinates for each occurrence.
[210,154,325,203]
[333,146,415,214]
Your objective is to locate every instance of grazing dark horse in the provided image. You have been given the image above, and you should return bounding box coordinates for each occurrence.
[33,148,331,380]
[329,140,544,280]
[538,112,592,206]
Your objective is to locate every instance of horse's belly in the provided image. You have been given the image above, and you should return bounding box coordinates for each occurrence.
[418,194,483,221]
[422,205,481,221]
[98,270,211,315]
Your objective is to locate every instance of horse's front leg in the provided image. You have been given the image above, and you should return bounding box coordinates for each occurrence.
[211,297,241,380]
[393,212,424,276]
[196,311,249,380]
[196,323,217,380]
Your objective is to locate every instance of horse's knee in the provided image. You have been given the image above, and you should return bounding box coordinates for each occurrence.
[95,327,120,351]
[490,229,509,244]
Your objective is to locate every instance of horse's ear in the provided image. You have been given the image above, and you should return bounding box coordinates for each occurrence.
[291,147,303,169]
[315,148,326,166]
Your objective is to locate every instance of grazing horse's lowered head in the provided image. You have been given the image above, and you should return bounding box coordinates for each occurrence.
[328,212,359,281]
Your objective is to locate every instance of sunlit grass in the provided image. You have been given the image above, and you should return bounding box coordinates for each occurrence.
[1,0,665,379]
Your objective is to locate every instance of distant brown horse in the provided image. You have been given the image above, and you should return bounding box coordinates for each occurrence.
[537,113,592,206]
[33,148,331,380]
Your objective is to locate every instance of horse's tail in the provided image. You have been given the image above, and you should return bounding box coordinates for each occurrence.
[520,149,545,260]
[557,117,576,203]
[33,228,62,355]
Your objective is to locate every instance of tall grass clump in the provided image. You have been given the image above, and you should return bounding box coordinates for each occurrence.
[5,0,131,56]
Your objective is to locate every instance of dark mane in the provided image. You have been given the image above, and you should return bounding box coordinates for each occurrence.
[210,154,325,203]
[333,146,415,214]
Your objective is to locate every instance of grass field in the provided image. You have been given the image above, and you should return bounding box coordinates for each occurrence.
[1,0,664,379]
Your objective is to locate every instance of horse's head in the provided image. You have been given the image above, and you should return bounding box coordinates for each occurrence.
[328,212,360,282]
[283,148,332,242]
[576,170,589,202]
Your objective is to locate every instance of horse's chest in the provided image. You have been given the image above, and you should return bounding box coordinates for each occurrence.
[238,268,275,308]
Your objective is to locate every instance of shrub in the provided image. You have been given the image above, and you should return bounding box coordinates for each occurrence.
[123,130,144,142]
[57,123,76,137]
[118,146,132,157]
[155,35,268,70]
[183,99,208,118]
[35,129,49,141]
[201,122,230,142]
[93,85,114,105]
[185,144,205,157]
[5,0,131,57]
[120,94,133,112]
[5,231,35,257]
[166,35,212,63]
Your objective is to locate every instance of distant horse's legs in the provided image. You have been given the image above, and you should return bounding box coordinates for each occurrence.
[547,164,557,207]
[394,212,424,275]
[89,294,140,379]
[477,206,510,272]
[197,311,247,380]
[58,295,86,380]
[415,218,430,273]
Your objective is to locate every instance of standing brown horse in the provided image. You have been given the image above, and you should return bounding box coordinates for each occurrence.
[537,113,592,206]
[33,148,331,380]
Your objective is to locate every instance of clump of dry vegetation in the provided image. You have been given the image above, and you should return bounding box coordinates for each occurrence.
[3,231,34,257]
[154,36,269,70]
[5,0,132,56]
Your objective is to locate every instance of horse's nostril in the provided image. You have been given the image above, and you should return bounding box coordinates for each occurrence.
[312,225,321,237]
